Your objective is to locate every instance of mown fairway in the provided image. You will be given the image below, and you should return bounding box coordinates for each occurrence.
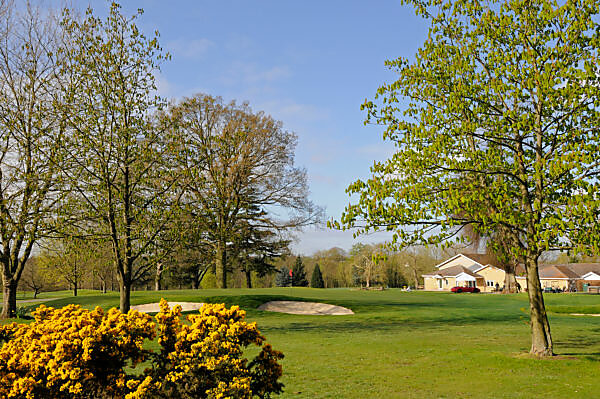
[9,289,600,398]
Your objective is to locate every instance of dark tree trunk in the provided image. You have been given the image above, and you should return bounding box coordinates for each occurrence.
[412,268,419,289]
[525,258,553,356]
[73,282,78,297]
[1,278,17,318]
[245,266,252,288]
[191,267,200,289]
[118,269,132,313]
[503,264,517,293]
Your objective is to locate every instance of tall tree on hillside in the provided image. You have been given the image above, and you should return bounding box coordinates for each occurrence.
[334,0,600,356]
[59,3,181,312]
[232,216,290,288]
[169,93,322,288]
[0,2,68,318]
[350,244,384,288]
[291,256,309,287]
[310,263,324,288]
[312,247,349,288]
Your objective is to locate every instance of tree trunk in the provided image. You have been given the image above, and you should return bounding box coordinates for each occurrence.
[1,278,17,319]
[73,281,78,297]
[412,268,419,289]
[245,266,252,288]
[525,258,553,356]
[216,241,227,288]
[155,262,163,291]
[102,280,107,294]
[192,266,200,289]
[118,270,132,313]
[504,264,517,293]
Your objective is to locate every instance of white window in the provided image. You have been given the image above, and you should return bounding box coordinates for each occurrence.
[444,279,448,286]
[487,281,495,287]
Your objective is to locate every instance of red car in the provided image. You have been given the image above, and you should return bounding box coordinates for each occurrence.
[451,286,480,293]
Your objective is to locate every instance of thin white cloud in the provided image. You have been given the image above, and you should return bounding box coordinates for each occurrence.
[154,72,176,99]
[220,62,292,87]
[167,38,214,59]
[258,99,329,122]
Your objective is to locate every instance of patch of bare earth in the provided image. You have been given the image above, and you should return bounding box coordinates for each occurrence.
[130,302,204,313]
[258,301,353,315]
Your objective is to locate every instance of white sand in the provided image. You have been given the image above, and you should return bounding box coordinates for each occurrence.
[258,301,353,315]
[569,313,600,317]
[130,301,204,313]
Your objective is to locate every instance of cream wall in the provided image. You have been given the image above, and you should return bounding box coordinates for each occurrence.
[516,276,527,291]
[423,276,457,291]
[424,277,440,291]
[540,279,569,290]
[477,267,506,292]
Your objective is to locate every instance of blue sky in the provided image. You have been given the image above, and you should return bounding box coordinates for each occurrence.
[92,1,429,254]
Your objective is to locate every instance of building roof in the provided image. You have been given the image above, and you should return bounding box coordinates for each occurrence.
[561,263,600,277]
[435,253,502,271]
[538,265,580,279]
[461,253,501,269]
[424,265,483,279]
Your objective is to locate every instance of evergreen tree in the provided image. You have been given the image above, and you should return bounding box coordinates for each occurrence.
[292,256,309,287]
[275,267,291,287]
[310,264,324,288]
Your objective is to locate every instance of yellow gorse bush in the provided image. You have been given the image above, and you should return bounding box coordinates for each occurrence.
[0,299,284,399]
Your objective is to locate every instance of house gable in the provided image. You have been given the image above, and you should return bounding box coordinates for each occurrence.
[582,271,600,280]
[476,265,506,285]
[435,254,487,272]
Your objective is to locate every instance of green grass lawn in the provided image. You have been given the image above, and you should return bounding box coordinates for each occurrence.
[5,288,600,398]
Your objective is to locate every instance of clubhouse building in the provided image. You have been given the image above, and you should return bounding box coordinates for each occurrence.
[422,253,600,292]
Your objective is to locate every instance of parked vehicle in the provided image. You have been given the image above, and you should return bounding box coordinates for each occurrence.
[543,287,563,293]
[451,286,480,293]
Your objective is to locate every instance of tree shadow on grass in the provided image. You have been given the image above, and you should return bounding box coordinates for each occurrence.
[258,312,527,335]
[553,332,600,361]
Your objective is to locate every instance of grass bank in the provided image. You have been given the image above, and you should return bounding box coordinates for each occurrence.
[5,288,600,398]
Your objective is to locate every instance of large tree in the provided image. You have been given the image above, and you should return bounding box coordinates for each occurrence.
[334,0,600,356]
[0,2,67,318]
[170,94,321,288]
[231,214,290,289]
[291,256,309,287]
[60,3,180,312]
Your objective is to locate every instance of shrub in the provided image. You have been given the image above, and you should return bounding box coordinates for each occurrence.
[311,264,324,288]
[274,267,291,287]
[291,257,309,287]
[0,299,284,399]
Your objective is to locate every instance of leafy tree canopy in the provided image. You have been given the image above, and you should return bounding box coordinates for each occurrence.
[333,0,600,356]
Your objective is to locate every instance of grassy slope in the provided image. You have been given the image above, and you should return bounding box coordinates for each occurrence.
[6,288,600,398]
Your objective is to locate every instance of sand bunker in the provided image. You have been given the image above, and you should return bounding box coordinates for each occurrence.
[570,313,600,317]
[258,301,353,315]
[130,302,204,313]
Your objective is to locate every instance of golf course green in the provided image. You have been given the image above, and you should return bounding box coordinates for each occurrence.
[7,288,600,398]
